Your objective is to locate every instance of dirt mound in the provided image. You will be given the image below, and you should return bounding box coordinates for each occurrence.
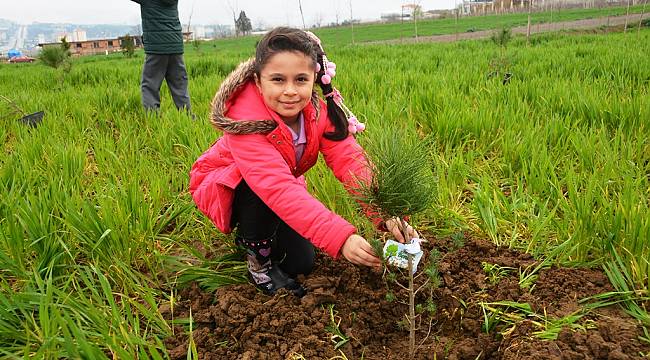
[164,236,649,359]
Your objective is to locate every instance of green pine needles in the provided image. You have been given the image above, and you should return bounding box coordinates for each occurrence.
[38,37,73,87]
[491,27,512,48]
[358,126,436,220]
[120,34,136,58]
[38,46,69,70]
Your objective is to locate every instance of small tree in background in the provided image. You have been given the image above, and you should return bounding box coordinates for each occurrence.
[60,36,71,56]
[39,46,68,69]
[38,42,71,87]
[120,34,136,58]
[357,126,436,359]
[488,27,513,84]
[491,27,511,48]
[235,11,252,36]
[192,39,201,52]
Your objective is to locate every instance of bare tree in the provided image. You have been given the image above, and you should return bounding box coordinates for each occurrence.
[298,0,306,29]
[402,2,422,41]
[225,0,239,35]
[349,0,355,44]
[186,0,197,37]
[624,0,631,32]
[638,0,648,36]
[454,0,459,41]
[312,12,324,28]
[335,0,341,26]
[527,0,532,46]
[255,18,269,32]
[414,1,422,41]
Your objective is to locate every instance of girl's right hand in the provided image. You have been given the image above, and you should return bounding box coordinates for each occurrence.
[341,234,381,268]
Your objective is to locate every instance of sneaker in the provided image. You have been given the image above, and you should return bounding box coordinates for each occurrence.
[248,260,306,297]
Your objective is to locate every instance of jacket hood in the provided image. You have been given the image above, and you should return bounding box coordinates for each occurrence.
[210,57,320,135]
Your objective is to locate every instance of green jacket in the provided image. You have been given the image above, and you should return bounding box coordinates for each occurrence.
[132,0,184,54]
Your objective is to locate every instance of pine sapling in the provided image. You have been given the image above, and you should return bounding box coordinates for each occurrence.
[357,126,436,359]
[38,37,73,88]
[121,34,136,58]
[488,27,512,84]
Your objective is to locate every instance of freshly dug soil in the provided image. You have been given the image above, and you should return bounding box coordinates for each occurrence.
[163,236,649,359]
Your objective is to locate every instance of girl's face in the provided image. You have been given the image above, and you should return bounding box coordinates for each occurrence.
[255,51,315,125]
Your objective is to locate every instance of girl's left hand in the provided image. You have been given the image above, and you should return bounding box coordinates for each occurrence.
[385,217,419,243]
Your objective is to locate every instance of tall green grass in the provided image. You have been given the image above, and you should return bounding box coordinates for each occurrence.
[0,23,648,357]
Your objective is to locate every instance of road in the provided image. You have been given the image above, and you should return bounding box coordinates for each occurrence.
[1,25,27,52]
[368,12,650,45]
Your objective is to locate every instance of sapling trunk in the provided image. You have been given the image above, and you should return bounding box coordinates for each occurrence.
[625,0,631,32]
[401,217,416,360]
[638,0,647,37]
[407,252,415,358]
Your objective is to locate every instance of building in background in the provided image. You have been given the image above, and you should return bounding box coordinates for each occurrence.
[54,28,88,42]
[401,3,423,19]
[380,12,409,22]
[457,0,621,15]
[191,25,206,39]
[71,28,87,42]
[38,35,143,56]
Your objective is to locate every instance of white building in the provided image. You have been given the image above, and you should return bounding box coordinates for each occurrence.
[72,28,87,42]
[191,26,206,39]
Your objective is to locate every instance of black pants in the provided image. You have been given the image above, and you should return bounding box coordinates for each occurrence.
[232,180,315,277]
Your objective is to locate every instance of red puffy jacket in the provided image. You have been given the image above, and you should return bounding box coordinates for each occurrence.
[189,80,373,258]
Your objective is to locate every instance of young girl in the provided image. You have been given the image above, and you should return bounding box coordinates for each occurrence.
[189,27,416,296]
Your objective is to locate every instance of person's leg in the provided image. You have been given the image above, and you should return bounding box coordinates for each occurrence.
[140,54,168,111]
[274,223,315,278]
[232,180,305,296]
[165,54,191,112]
[232,180,277,285]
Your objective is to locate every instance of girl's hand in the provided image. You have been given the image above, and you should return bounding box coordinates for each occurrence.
[385,217,419,243]
[341,234,381,267]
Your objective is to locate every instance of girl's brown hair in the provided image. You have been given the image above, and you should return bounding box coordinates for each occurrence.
[255,27,349,141]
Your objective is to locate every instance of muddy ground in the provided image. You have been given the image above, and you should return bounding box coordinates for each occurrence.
[163,235,649,359]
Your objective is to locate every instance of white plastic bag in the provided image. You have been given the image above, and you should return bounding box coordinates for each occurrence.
[382,238,424,274]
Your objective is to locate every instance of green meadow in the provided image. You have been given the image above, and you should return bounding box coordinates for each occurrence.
[207,4,648,51]
[0,8,649,358]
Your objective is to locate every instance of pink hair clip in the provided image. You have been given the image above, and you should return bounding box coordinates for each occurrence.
[325,87,365,134]
[324,88,343,103]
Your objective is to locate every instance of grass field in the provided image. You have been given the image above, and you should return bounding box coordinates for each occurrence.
[203,4,648,51]
[0,8,649,358]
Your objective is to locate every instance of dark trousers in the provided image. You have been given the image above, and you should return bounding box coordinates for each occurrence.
[141,53,191,111]
[232,180,315,277]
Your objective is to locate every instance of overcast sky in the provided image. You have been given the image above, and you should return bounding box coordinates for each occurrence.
[2,0,458,27]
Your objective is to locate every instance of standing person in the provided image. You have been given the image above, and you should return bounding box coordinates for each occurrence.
[132,0,192,112]
[189,27,417,297]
